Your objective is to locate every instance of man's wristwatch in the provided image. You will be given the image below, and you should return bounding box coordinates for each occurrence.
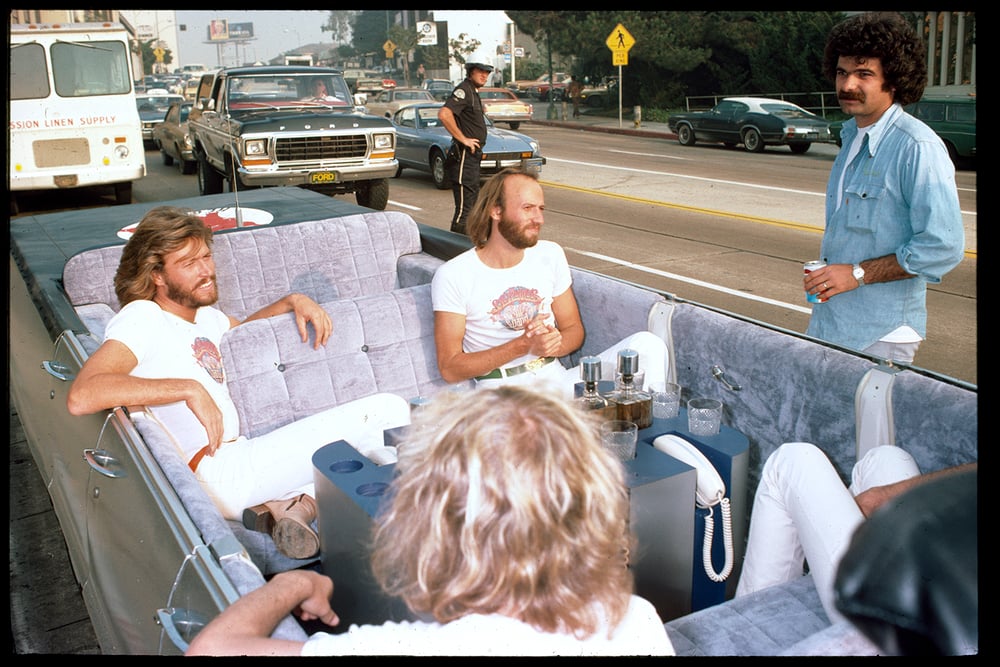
[852,263,866,286]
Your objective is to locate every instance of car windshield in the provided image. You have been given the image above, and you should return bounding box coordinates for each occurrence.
[761,103,815,118]
[137,96,181,112]
[480,90,515,100]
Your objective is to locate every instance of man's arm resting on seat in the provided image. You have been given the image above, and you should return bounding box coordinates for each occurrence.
[66,339,225,452]
[855,461,977,517]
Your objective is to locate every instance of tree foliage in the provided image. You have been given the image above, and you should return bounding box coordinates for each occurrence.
[506,11,845,109]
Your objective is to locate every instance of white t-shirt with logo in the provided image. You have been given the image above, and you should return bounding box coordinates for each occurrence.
[103,300,239,460]
[431,240,573,370]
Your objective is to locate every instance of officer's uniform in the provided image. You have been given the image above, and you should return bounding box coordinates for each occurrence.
[442,73,489,234]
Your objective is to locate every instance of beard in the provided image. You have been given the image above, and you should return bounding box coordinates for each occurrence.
[497,216,540,249]
[163,275,219,309]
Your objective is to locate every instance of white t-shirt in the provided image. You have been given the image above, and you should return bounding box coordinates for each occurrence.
[431,240,573,370]
[300,595,673,656]
[103,300,239,460]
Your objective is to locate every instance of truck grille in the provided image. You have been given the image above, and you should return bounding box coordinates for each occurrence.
[275,135,368,162]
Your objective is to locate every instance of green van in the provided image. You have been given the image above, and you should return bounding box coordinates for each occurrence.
[904,96,976,164]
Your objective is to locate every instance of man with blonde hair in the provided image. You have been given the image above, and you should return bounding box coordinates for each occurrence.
[432,167,669,395]
[187,385,674,656]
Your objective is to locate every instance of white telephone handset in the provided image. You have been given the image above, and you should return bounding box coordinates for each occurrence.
[653,434,734,582]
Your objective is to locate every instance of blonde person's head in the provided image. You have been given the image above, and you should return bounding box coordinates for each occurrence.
[370,385,635,638]
[465,167,539,248]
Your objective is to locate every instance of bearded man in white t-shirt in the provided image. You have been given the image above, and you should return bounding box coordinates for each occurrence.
[432,167,669,395]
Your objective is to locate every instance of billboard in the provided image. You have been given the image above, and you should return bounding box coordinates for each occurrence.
[208,19,228,41]
[228,22,254,40]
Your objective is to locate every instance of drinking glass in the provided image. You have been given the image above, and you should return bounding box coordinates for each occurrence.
[600,420,638,461]
[687,398,723,436]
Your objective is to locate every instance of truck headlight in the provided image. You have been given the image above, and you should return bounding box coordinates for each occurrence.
[371,132,395,159]
[244,139,268,157]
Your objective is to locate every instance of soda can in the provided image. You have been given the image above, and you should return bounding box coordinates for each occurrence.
[804,260,827,303]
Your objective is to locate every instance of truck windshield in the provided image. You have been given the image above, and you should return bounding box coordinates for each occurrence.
[226,74,353,108]
[11,39,131,99]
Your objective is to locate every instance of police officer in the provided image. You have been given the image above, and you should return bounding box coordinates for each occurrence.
[438,57,493,234]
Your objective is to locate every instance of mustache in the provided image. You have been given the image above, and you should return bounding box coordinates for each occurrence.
[838,93,863,101]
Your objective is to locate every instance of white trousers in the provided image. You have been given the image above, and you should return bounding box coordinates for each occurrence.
[734,442,921,623]
[475,331,669,401]
[195,392,410,520]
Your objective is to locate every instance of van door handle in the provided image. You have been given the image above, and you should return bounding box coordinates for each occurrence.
[84,448,126,478]
[711,365,742,391]
[42,360,74,382]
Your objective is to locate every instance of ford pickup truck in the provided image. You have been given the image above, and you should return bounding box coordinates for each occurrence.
[188,66,397,210]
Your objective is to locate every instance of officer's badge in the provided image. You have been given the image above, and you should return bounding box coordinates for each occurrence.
[454,89,466,100]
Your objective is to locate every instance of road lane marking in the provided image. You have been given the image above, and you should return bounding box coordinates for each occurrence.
[567,248,815,314]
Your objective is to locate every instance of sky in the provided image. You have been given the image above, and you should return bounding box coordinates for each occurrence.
[174,11,332,68]
[173,10,513,71]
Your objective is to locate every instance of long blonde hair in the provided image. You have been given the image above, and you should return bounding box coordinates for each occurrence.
[370,385,635,638]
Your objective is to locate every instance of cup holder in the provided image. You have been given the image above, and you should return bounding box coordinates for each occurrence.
[328,459,364,474]
[356,482,389,497]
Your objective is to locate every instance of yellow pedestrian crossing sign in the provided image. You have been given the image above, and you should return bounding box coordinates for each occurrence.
[383,40,396,57]
[606,24,635,52]
[606,23,634,66]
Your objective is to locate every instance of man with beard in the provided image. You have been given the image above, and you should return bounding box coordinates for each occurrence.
[803,12,964,364]
[67,206,410,560]
[431,168,669,395]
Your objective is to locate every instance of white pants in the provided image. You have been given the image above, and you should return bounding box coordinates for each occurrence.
[195,392,410,520]
[735,442,920,623]
[476,331,669,402]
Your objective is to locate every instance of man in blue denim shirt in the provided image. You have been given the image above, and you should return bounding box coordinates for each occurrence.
[804,12,964,363]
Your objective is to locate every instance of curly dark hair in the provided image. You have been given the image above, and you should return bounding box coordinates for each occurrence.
[823,12,927,106]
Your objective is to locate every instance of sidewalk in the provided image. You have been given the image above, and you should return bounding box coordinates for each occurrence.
[528,101,677,140]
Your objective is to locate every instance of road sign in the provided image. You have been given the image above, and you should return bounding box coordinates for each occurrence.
[613,51,628,66]
[606,23,635,52]
[154,47,165,63]
[383,39,396,57]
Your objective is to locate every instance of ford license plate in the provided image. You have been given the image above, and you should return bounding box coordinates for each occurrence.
[310,172,337,184]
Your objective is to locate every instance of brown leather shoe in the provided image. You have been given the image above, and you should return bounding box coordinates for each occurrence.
[242,494,319,559]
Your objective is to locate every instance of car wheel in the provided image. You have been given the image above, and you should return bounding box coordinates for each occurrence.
[508,122,520,130]
[742,128,764,153]
[430,149,449,190]
[788,142,811,154]
[355,178,389,210]
[197,151,224,195]
[160,144,174,166]
[677,124,696,146]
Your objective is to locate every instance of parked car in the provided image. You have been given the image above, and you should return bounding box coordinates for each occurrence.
[152,101,196,174]
[905,95,976,165]
[390,102,545,189]
[421,78,454,101]
[668,97,835,154]
[478,87,533,130]
[579,77,618,108]
[525,74,572,102]
[507,71,569,96]
[364,87,436,118]
[135,92,185,149]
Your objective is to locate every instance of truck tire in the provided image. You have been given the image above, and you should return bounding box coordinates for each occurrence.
[197,152,224,195]
[355,178,389,210]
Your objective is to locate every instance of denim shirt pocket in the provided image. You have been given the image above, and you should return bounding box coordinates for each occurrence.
[842,182,887,233]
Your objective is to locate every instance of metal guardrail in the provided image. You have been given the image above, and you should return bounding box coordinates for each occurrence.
[684,91,842,118]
